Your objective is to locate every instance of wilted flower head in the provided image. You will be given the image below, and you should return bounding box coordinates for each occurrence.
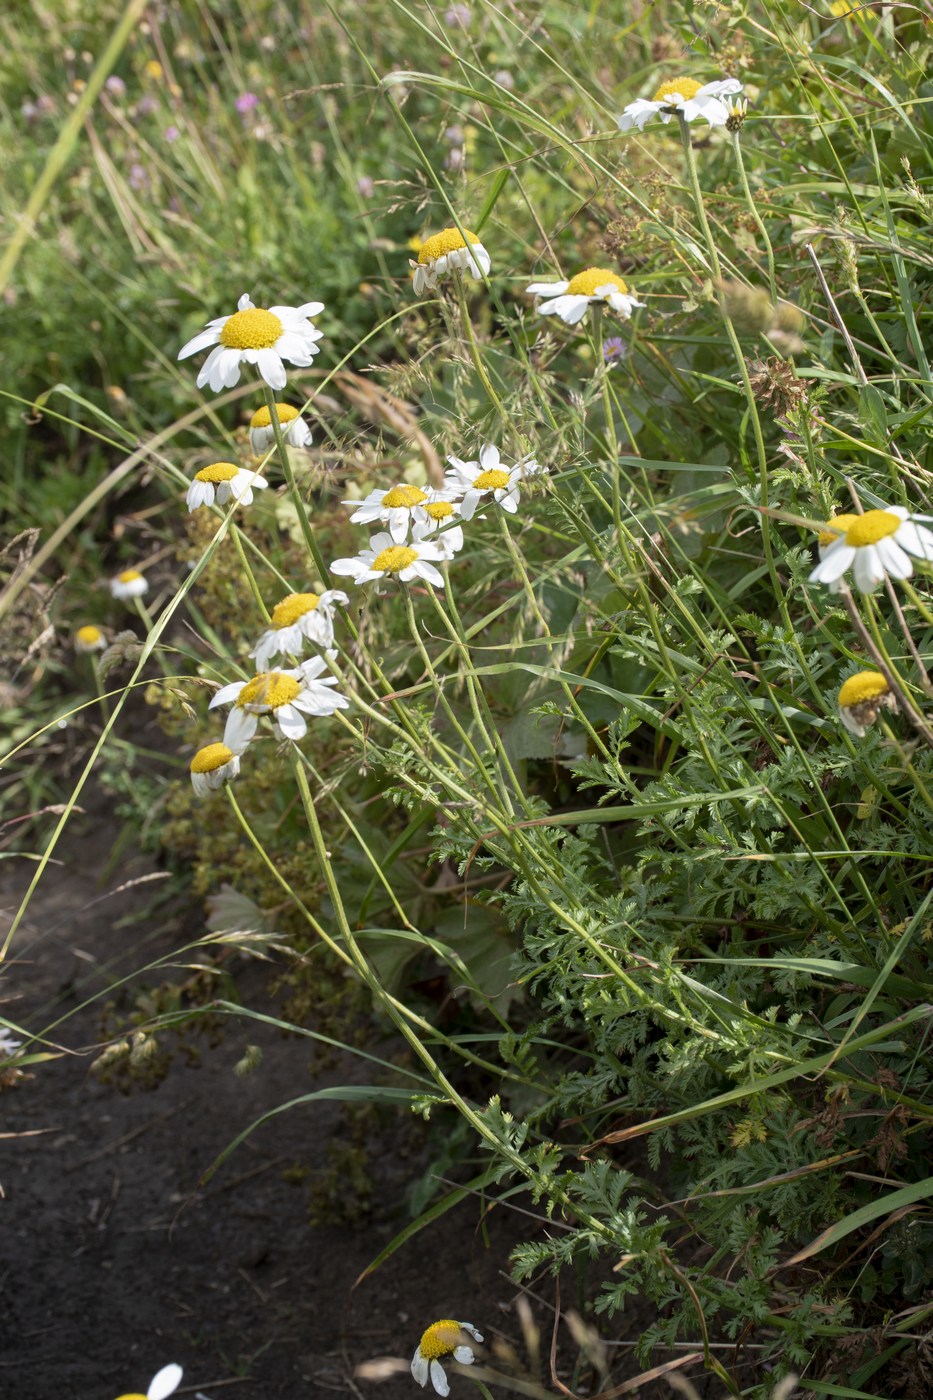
[189,742,240,797]
[410,228,490,296]
[411,1320,483,1397]
[837,671,897,738]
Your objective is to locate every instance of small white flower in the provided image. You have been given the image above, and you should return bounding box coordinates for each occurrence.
[444,443,522,520]
[330,525,446,588]
[109,569,149,600]
[617,76,743,132]
[410,227,490,297]
[186,462,269,511]
[526,267,644,326]
[344,483,436,543]
[0,1028,22,1061]
[249,402,313,455]
[74,624,107,653]
[178,292,324,393]
[189,742,240,797]
[250,590,348,670]
[413,491,465,560]
[209,656,348,751]
[837,671,897,739]
[114,1362,183,1400]
[411,1320,483,1398]
[809,505,933,592]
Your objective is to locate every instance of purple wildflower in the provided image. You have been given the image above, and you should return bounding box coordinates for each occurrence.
[235,91,259,115]
[602,336,628,365]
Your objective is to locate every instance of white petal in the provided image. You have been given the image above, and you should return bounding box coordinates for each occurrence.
[411,1353,430,1388]
[430,1360,450,1397]
[224,708,258,752]
[876,537,913,580]
[853,545,885,591]
[275,705,308,741]
[526,280,569,295]
[411,560,444,588]
[540,294,590,325]
[257,347,287,390]
[237,293,254,310]
[178,327,219,360]
[479,443,500,471]
[148,1364,183,1400]
[809,543,854,585]
[699,78,743,98]
[210,681,245,708]
[453,1347,475,1364]
[329,556,366,578]
[460,1324,484,1342]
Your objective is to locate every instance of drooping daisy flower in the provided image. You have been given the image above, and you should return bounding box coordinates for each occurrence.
[189,742,240,797]
[414,492,465,560]
[249,402,313,456]
[115,1362,183,1400]
[110,569,149,600]
[617,76,743,132]
[809,505,933,592]
[411,1320,483,1398]
[837,671,897,738]
[74,624,107,654]
[250,589,348,670]
[177,293,324,393]
[185,462,268,512]
[444,443,523,520]
[344,484,435,543]
[209,655,348,750]
[410,228,490,297]
[329,525,446,588]
[526,268,645,326]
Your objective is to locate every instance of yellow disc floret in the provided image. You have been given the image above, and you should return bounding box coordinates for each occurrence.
[372,545,417,573]
[566,268,629,298]
[219,307,284,350]
[195,462,239,483]
[424,501,454,521]
[418,228,480,264]
[473,469,510,491]
[845,510,901,547]
[115,1393,148,1400]
[190,742,235,774]
[250,403,299,428]
[271,592,321,628]
[76,625,104,647]
[838,672,890,708]
[818,513,860,548]
[118,569,143,584]
[652,76,703,104]
[382,485,428,509]
[418,1320,465,1360]
[236,672,302,709]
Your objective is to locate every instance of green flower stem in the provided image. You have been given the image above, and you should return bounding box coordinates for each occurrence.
[132,596,173,678]
[232,523,270,622]
[262,383,328,584]
[730,130,777,306]
[455,276,507,422]
[678,115,780,598]
[89,655,111,723]
[841,587,933,750]
[590,305,623,551]
[884,577,933,695]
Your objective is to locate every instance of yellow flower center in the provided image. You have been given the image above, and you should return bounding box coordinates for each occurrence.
[115,1393,147,1400]
[76,625,103,646]
[652,76,703,104]
[473,469,510,491]
[566,268,629,297]
[382,485,427,509]
[270,592,320,628]
[195,462,239,483]
[372,545,417,573]
[818,513,860,548]
[845,510,901,547]
[419,1320,465,1361]
[424,501,454,521]
[250,403,299,428]
[144,59,163,80]
[219,307,284,350]
[236,672,301,709]
[118,569,143,583]
[838,672,890,709]
[418,228,480,264]
[190,742,235,774]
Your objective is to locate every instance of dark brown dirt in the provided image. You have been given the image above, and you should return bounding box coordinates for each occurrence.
[0,793,538,1400]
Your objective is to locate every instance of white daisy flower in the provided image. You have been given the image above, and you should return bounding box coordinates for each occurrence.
[74,624,107,654]
[329,525,446,588]
[444,443,523,520]
[186,462,269,511]
[813,513,860,594]
[249,402,313,455]
[837,671,897,739]
[808,505,933,592]
[177,292,324,393]
[526,267,645,326]
[344,483,438,543]
[617,76,744,132]
[209,655,348,751]
[410,227,491,297]
[189,742,240,797]
[411,1319,483,1398]
[250,589,348,670]
[110,569,149,600]
[115,1362,183,1400]
[413,491,465,560]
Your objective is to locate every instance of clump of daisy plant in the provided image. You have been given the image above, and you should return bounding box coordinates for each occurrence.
[411,1320,483,1397]
[410,227,490,297]
[177,292,324,392]
[617,76,744,132]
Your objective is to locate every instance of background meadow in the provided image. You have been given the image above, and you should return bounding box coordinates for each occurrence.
[3,1,933,1397]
